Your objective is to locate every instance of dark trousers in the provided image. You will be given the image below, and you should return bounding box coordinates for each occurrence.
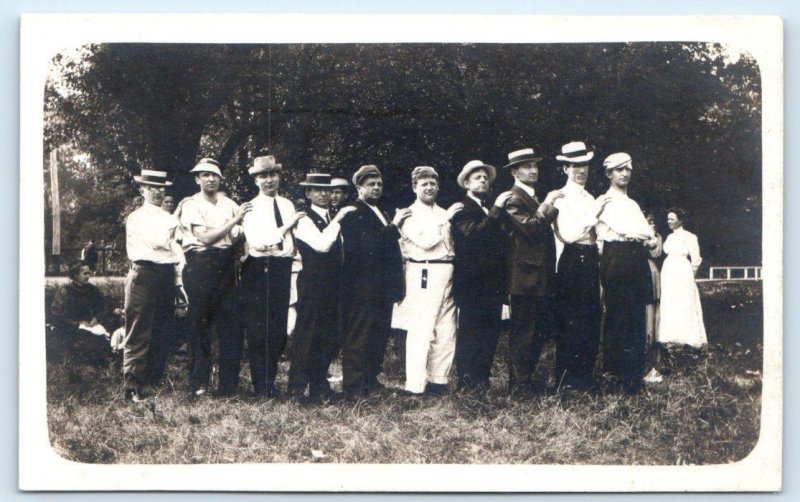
[454,298,503,389]
[556,244,602,388]
[184,248,239,392]
[600,241,650,393]
[240,256,292,395]
[508,294,551,390]
[288,272,340,396]
[123,262,176,389]
[341,295,393,396]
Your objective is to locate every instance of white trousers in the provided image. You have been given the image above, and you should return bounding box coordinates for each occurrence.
[400,262,457,393]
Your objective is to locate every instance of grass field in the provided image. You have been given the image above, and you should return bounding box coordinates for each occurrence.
[45,280,763,465]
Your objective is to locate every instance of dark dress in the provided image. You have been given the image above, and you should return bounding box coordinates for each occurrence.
[50,281,111,364]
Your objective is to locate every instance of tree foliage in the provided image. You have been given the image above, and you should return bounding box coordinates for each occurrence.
[44,42,762,269]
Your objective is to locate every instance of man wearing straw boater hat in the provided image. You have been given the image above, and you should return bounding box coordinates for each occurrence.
[500,147,562,396]
[287,173,356,405]
[179,158,252,397]
[123,169,187,402]
[394,166,464,396]
[596,152,658,394]
[329,177,350,216]
[240,155,305,398]
[338,164,405,400]
[450,159,512,396]
[548,141,606,391]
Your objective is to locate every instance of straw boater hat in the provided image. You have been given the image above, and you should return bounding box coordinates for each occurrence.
[189,157,224,178]
[331,177,349,188]
[503,148,542,170]
[456,160,496,188]
[134,169,172,187]
[352,164,382,186]
[299,173,333,187]
[248,155,283,176]
[556,141,594,164]
[603,152,633,172]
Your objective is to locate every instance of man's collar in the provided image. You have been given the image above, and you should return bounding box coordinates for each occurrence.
[564,179,588,194]
[606,187,629,199]
[143,201,165,212]
[412,199,438,211]
[513,179,536,198]
[310,204,328,218]
[466,191,484,207]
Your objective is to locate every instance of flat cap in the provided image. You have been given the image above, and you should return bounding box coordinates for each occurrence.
[352,164,382,186]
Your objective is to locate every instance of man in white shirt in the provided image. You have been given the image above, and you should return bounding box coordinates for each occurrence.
[548,141,606,391]
[287,173,355,404]
[240,155,305,398]
[179,158,252,397]
[123,169,187,402]
[596,152,658,394]
[396,166,463,395]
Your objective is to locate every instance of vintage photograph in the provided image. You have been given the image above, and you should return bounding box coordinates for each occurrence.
[19,14,782,491]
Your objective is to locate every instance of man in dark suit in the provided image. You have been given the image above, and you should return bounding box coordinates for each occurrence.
[288,173,355,405]
[451,160,513,395]
[499,148,562,395]
[338,165,406,399]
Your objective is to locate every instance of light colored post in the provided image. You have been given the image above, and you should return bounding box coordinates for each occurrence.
[49,149,61,273]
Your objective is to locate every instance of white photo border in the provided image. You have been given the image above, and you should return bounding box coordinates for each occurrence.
[19,13,783,492]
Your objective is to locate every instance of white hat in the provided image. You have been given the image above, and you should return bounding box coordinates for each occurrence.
[134,169,172,187]
[603,152,633,172]
[456,160,496,188]
[248,155,283,176]
[556,141,594,164]
[189,158,224,178]
[503,148,542,169]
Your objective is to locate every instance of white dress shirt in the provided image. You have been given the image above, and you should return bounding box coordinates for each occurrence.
[553,180,597,245]
[126,201,184,284]
[595,189,654,243]
[294,204,342,253]
[242,192,296,258]
[179,192,241,252]
[126,202,181,264]
[398,200,454,262]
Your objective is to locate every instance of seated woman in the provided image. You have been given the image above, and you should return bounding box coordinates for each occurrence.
[49,260,113,364]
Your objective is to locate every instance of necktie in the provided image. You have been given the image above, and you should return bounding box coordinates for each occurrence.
[325,211,331,224]
[273,198,284,250]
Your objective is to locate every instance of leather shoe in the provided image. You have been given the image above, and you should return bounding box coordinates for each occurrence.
[425,383,449,396]
[124,387,147,402]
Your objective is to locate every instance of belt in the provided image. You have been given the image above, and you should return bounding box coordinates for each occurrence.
[564,243,597,249]
[132,260,174,268]
[248,255,293,261]
[185,247,231,257]
[407,258,453,264]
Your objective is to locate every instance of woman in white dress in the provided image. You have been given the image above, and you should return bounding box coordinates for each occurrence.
[658,208,708,347]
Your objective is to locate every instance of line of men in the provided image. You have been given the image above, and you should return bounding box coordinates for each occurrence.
[121,141,658,403]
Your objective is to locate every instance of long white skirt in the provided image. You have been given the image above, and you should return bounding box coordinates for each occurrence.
[657,254,707,347]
